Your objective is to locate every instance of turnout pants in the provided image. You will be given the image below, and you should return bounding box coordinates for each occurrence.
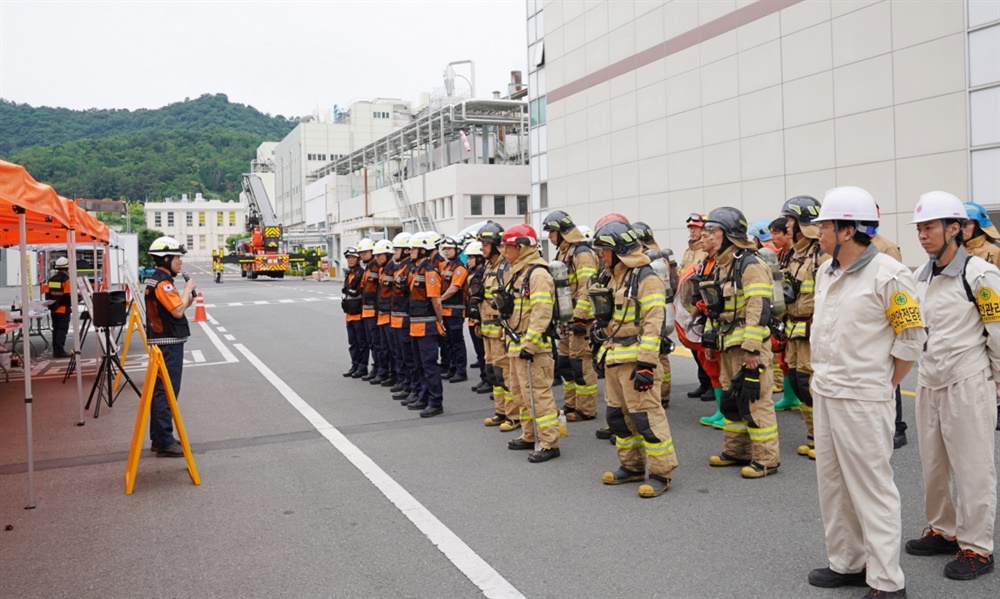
[468,324,487,383]
[605,361,678,477]
[814,392,905,593]
[346,319,368,372]
[149,342,184,447]
[509,351,559,449]
[785,338,814,438]
[485,336,515,419]
[557,333,598,417]
[410,332,443,408]
[915,368,997,556]
[719,345,779,467]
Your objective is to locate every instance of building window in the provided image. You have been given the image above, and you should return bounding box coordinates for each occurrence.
[186,212,193,226]
[217,211,224,225]
[229,211,237,226]
[470,194,482,216]
[517,195,528,215]
[494,195,506,215]
[540,183,548,210]
[167,212,174,227]
[199,235,206,249]
[154,212,161,227]
[199,212,206,227]
[218,234,225,247]
[186,235,194,249]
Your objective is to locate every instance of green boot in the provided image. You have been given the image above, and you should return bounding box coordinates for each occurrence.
[772,376,800,411]
[699,387,726,429]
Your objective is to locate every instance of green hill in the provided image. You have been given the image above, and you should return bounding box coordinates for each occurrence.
[0,94,298,201]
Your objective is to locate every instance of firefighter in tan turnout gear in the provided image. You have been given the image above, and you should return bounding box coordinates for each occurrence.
[780,196,829,460]
[591,219,677,497]
[542,210,600,422]
[499,224,561,463]
[476,221,519,430]
[701,207,781,479]
[632,221,676,409]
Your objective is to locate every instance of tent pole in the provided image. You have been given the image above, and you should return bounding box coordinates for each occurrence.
[17,209,36,509]
[68,229,85,425]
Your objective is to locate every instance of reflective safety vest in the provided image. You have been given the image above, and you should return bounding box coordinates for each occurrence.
[441,257,467,317]
[377,260,396,325]
[145,268,190,344]
[408,258,441,337]
[46,271,71,314]
[361,260,381,317]
[390,259,411,329]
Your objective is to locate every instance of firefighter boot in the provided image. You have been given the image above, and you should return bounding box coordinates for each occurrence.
[637,475,671,498]
[797,438,814,458]
[484,413,506,427]
[772,376,800,411]
[499,420,521,432]
[595,426,613,440]
[601,466,644,485]
[699,387,725,429]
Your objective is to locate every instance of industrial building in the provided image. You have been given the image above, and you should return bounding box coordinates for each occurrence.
[143,193,245,261]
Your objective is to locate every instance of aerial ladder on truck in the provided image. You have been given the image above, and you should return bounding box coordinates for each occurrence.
[227,173,289,279]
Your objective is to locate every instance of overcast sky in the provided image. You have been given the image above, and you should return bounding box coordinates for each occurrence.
[0,0,528,117]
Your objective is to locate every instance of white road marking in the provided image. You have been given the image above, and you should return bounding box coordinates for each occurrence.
[197,321,238,363]
[224,334,236,341]
[190,350,205,363]
[229,302,244,306]
[254,300,269,305]
[232,343,524,599]
[279,299,294,303]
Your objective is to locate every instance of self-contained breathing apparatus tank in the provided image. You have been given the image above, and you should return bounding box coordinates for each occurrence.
[756,248,786,317]
[549,260,574,323]
[645,250,675,332]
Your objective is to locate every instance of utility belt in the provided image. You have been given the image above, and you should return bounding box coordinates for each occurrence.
[410,315,436,323]
[482,318,501,326]
[442,302,465,311]
[610,334,640,346]
[391,311,408,318]
[362,302,376,310]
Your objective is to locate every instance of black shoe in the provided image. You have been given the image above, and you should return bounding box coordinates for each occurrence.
[52,351,72,359]
[361,372,377,381]
[552,377,562,387]
[392,389,413,400]
[470,363,480,369]
[380,376,397,387]
[904,527,959,556]
[527,447,561,463]
[407,401,428,411]
[401,394,421,406]
[419,406,443,418]
[893,431,907,449]
[595,426,613,440]
[389,383,405,393]
[807,567,868,588]
[352,369,368,379]
[700,389,715,402]
[447,374,468,383]
[861,589,906,599]
[687,384,709,398]
[369,374,388,385]
[507,438,534,450]
[472,381,491,394]
[342,368,357,378]
[944,550,994,580]
[155,443,185,458]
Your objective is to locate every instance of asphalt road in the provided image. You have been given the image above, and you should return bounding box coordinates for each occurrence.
[1,265,997,599]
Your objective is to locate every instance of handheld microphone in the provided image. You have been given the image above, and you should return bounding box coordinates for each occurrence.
[181,272,190,282]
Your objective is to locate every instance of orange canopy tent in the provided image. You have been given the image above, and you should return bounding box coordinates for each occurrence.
[1,160,111,509]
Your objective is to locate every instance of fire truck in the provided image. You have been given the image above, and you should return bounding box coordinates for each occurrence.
[228,174,289,279]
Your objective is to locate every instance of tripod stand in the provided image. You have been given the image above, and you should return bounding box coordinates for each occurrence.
[85,325,139,418]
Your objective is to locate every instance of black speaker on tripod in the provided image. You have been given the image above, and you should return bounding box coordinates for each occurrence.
[92,290,127,328]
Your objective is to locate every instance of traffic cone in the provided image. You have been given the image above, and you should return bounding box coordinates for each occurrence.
[193,292,208,323]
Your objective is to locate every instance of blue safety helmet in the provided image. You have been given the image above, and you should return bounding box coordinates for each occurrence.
[964,202,993,228]
[748,219,772,242]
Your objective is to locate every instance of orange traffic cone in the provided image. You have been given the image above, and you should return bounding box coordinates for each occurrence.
[193,292,208,323]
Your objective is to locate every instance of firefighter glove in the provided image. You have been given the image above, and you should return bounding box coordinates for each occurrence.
[570,320,590,335]
[518,348,534,361]
[630,361,656,392]
[740,365,763,403]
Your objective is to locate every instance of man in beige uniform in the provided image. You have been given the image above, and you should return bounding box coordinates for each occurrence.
[500,224,561,463]
[477,222,519,430]
[542,210,600,422]
[807,187,925,599]
[592,219,677,497]
[906,191,998,581]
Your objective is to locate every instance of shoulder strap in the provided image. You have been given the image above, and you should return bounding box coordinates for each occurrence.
[733,250,761,293]
[961,255,976,303]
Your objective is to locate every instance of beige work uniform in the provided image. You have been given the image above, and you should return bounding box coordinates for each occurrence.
[811,245,925,593]
[680,238,707,272]
[705,246,779,467]
[597,251,678,477]
[505,247,560,449]
[914,247,999,556]
[481,254,516,420]
[783,237,828,441]
[555,234,600,417]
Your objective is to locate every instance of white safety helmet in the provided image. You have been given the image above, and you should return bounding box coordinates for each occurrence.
[373,239,394,255]
[356,238,376,253]
[814,187,879,224]
[54,257,70,269]
[577,224,593,240]
[148,236,187,257]
[440,235,462,249]
[910,191,967,224]
[464,240,484,256]
[392,232,412,249]
[410,231,440,251]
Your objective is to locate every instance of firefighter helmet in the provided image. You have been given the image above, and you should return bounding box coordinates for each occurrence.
[501,224,538,247]
[410,231,441,251]
[356,238,376,253]
[440,235,462,249]
[593,220,641,256]
[965,201,995,228]
[748,219,772,242]
[392,232,412,249]
[685,213,706,228]
[595,213,630,229]
[148,236,187,257]
[781,196,823,225]
[632,221,655,243]
[476,221,505,244]
[705,207,750,242]
[542,210,576,234]
[373,239,393,255]
[54,257,70,269]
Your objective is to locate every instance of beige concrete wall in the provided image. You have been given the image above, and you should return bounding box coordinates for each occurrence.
[542,0,970,265]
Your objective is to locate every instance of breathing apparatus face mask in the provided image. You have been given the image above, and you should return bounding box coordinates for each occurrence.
[588,286,614,323]
[698,279,724,318]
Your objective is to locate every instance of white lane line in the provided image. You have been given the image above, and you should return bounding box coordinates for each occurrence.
[208,313,220,325]
[279,299,294,303]
[216,327,227,332]
[197,321,238,363]
[229,302,244,306]
[232,343,523,599]
[224,334,236,341]
[254,300,269,305]
[191,350,205,363]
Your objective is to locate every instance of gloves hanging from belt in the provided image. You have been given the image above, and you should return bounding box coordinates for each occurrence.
[630,361,656,392]
[518,348,534,361]
[570,319,590,335]
[740,364,764,403]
